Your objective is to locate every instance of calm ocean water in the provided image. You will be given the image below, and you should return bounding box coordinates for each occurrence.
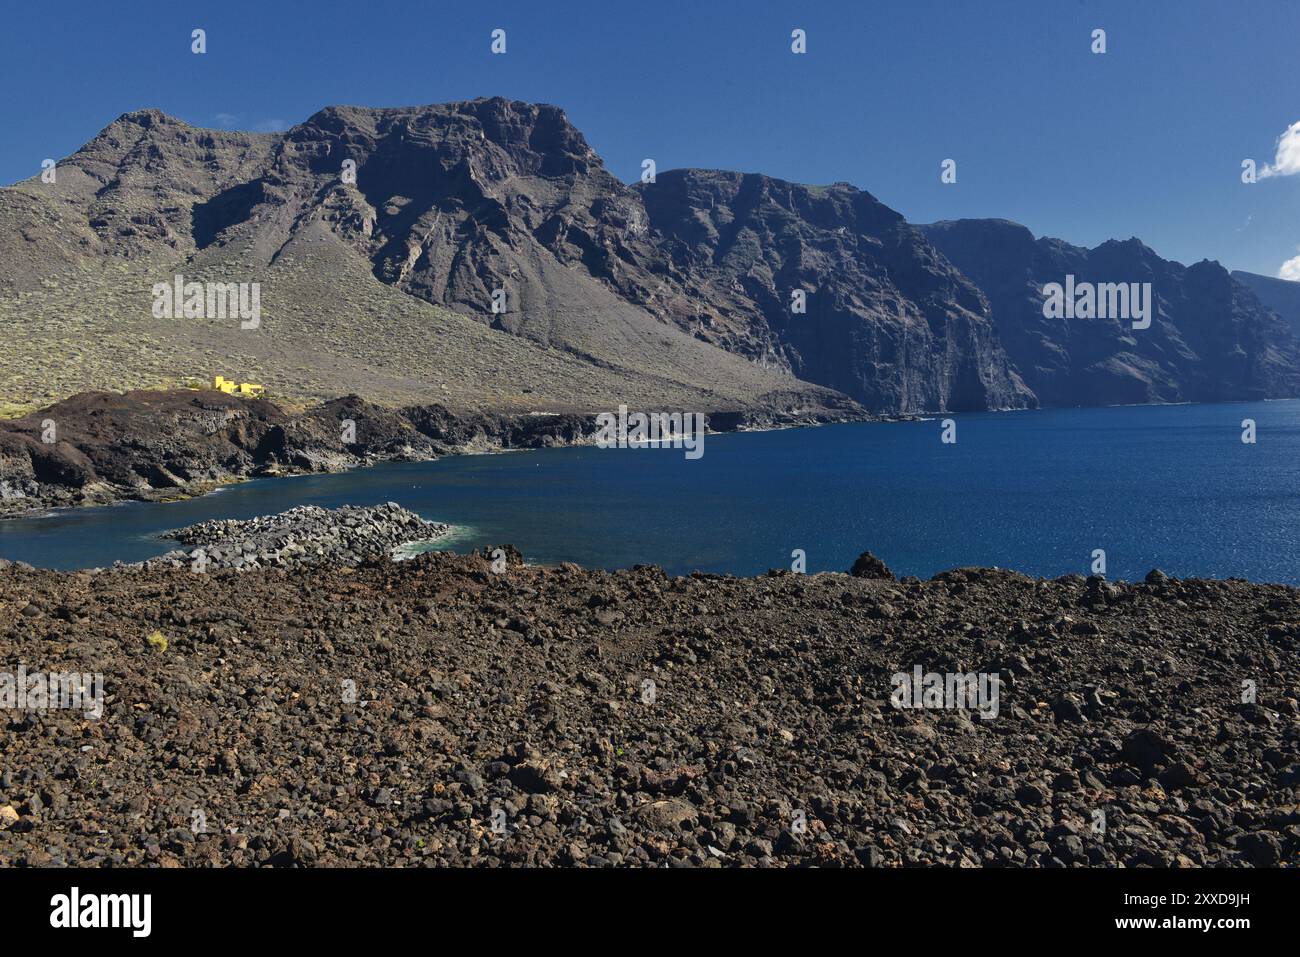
[1,401,1297,583]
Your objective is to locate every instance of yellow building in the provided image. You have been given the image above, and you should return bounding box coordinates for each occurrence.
[213,376,265,397]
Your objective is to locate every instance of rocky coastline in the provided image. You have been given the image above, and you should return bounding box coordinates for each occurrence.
[0,388,866,518]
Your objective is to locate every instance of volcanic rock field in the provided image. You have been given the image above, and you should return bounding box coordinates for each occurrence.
[0,545,1296,867]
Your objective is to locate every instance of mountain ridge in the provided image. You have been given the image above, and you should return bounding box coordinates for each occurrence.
[1,98,1295,418]
[1231,270,1300,341]
[921,218,1300,406]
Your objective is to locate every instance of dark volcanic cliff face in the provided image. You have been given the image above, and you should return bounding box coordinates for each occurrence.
[196,99,769,395]
[1232,271,1300,340]
[635,171,1035,413]
[235,104,1034,413]
[263,101,655,341]
[0,100,853,418]
[922,220,1300,406]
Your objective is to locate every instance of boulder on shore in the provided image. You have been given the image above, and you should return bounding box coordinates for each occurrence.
[849,551,895,580]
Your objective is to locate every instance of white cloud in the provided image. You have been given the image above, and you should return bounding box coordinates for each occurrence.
[1259,120,1300,179]
[1280,253,1300,281]
[214,112,239,128]
[254,118,287,133]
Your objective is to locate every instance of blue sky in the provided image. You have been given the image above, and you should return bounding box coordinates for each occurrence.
[1,0,1297,277]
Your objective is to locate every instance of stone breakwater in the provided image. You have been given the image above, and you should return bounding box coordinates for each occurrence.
[0,548,1296,867]
[140,503,450,571]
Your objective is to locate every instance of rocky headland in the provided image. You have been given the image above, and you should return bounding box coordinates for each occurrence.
[0,387,862,517]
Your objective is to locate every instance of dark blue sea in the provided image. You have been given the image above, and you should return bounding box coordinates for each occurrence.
[1,401,1296,583]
